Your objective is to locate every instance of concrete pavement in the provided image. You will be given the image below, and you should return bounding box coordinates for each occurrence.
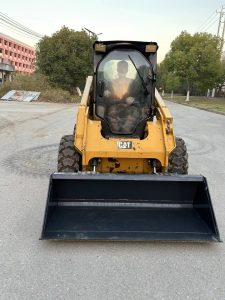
[0,100,224,300]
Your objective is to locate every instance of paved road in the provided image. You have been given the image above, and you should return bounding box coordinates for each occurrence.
[0,100,224,300]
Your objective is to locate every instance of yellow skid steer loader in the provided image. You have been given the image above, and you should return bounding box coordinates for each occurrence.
[41,41,220,242]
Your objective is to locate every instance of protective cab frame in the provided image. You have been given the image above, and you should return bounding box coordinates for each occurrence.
[74,41,176,173]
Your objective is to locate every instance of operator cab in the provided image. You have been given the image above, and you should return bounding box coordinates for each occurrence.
[94,41,158,138]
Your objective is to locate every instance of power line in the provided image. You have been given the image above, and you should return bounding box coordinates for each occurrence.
[203,17,220,32]
[198,14,218,32]
[0,21,41,41]
[195,6,225,52]
[197,10,217,31]
[0,11,43,39]
[0,11,43,37]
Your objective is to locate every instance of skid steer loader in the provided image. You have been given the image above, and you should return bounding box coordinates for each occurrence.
[41,41,220,242]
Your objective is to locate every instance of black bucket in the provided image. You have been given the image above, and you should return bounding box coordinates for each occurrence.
[41,173,221,242]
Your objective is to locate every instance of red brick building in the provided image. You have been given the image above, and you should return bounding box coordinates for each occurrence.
[0,33,36,74]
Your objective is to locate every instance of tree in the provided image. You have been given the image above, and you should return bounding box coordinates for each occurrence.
[156,62,181,96]
[164,31,224,98]
[156,61,168,92]
[36,26,95,92]
[166,73,181,98]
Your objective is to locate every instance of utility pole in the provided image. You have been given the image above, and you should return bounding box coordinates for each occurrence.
[221,20,225,52]
[216,7,225,52]
[217,7,224,36]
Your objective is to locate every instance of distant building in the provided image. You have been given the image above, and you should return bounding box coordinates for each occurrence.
[0,32,36,83]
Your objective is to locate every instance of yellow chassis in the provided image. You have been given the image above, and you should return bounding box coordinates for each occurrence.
[75,76,176,173]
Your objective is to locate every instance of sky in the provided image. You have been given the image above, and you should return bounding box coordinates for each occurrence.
[1,0,225,62]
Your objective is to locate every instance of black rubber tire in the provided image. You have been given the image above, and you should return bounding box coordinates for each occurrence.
[57,135,81,172]
[168,137,188,174]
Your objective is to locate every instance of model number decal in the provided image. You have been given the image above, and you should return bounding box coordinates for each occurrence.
[117,141,132,149]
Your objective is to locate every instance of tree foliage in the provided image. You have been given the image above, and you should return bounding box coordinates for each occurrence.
[161,31,225,95]
[165,72,181,92]
[36,26,95,92]
[156,61,168,91]
[157,62,181,92]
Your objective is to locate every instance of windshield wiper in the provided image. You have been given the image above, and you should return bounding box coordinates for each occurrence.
[128,55,149,95]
